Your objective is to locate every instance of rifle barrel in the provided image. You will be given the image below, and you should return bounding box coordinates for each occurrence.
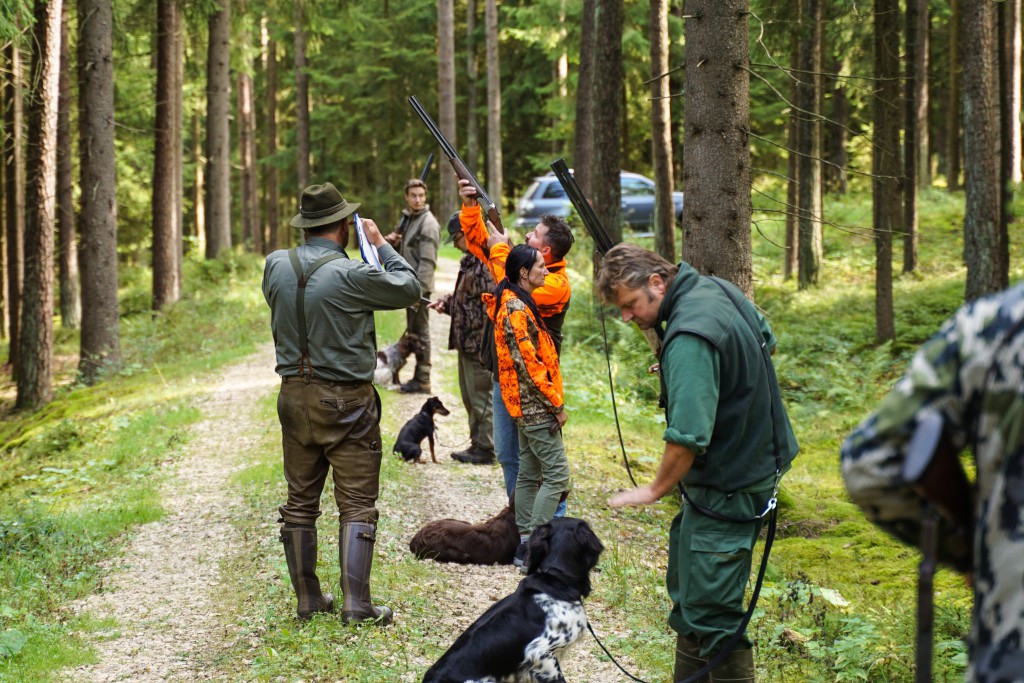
[409,97,457,159]
[551,158,616,255]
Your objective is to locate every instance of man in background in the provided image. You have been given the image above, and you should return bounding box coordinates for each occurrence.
[263,182,420,624]
[429,212,496,465]
[388,179,440,394]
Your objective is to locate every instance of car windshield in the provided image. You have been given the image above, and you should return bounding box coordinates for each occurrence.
[540,182,567,199]
[621,178,654,196]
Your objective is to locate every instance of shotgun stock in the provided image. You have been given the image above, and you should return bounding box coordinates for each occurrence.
[408,96,503,234]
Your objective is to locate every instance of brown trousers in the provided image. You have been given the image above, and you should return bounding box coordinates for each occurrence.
[277,377,383,526]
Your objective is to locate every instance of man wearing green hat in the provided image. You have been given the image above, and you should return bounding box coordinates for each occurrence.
[263,182,421,624]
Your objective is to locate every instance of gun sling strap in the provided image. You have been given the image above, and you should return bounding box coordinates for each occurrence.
[288,248,346,379]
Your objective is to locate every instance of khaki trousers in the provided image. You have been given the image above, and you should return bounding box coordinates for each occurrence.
[457,349,494,452]
[406,303,431,383]
[277,377,383,526]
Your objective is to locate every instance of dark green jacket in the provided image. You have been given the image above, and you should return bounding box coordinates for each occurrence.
[657,262,798,490]
[262,237,421,382]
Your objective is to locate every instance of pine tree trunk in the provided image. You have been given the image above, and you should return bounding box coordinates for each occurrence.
[903,0,921,274]
[823,51,849,195]
[873,0,899,342]
[785,45,800,281]
[438,0,458,222]
[572,0,596,196]
[485,0,503,206]
[153,0,180,311]
[913,0,930,189]
[264,28,280,252]
[57,2,80,330]
[466,0,479,171]
[238,67,259,253]
[961,0,1001,301]
[947,0,962,191]
[998,0,1013,290]
[17,0,62,409]
[294,1,310,190]
[682,0,753,298]
[173,2,183,284]
[650,0,675,262]
[1005,0,1022,185]
[193,108,206,254]
[204,0,232,259]
[78,0,121,382]
[4,43,25,374]
[592,0,623,246]
[797,0,823,289]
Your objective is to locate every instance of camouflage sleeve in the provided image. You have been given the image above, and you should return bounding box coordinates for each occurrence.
[840,313,973,569]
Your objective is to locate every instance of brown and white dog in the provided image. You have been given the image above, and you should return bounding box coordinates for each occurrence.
[422,518,605,683]
[409,506,519,565]
[373,332,423,387]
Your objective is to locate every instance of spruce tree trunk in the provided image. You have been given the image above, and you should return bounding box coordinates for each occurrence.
[681,0,753,298]
[17,0,62,410]
[485,0,503,206]
[238,67,260,253]
[592,0,623,246]
[78,0,121,382]
[294,1,310,190]
[1004,0,1022,185]
[466,0,479,171]
[193,109,206,254]
[153,0,181,311]
[4,43,25,374]
[961,0,1001,301]
[912,0,930,189]
[797,0,823,289]
[173,1,183,283]
[57,1,80,330]
[873,0,899,342]
[650,0,675,262]
[438,0,457,222]
[204,0,232,259]
[785,44,800,281]
[264,30,280,252]
[903,0,922,274]
[947,0,962,191]
[572,0,597,196]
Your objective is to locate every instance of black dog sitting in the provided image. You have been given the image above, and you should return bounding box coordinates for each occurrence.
[409,505,519,565]
[394,396,450,464]
[422,517,605,683]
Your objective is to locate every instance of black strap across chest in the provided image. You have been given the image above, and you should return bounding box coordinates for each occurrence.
[288,248,345,378]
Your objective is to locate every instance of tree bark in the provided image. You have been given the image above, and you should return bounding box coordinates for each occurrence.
[912,0,930,189]
[438,0,458,222]
[592,0,623,246]
[173,1,183,284]
[17,0,62,409]
[57,1,80,329]
[466,0,479,171]
[78,0,120,382]
[873,0,899,342]
[961,0,1001,301]
[682,0,753,298]
[947,0,962,191]
[998,0,1013,290]
[294,1,310,190]
[4,42,25,373]
[572,0,597,196]
[485,0,503,206]
[796,0,823,289]
[785,44,800,280]
[903,0,922,273]
[238,67,259,253]
[193,108,206,254]
[204,0,232,259]
[650,0,675,262]
[263,24,280,252]
[1005,0,1022,185]
[153,0,181,311]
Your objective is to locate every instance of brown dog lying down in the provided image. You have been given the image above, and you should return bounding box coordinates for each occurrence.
[409,505,519,565]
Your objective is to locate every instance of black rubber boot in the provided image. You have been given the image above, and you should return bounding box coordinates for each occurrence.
[279,522,334,620]
[340,522,394,625]
[674,634,710,683]
[709,647,755,682]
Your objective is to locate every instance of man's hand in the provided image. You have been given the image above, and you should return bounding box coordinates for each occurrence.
[487,231,511,250]
[384,232,402,248]
[360,218,386,248]
[459,178,479,207]
[555,408,568,429]
[427,296,450,314]
[608,484,660,508]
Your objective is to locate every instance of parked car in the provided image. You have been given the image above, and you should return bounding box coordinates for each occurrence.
[513,170,683,231]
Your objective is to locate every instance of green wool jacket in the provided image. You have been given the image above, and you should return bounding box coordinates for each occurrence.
[657,262,798,491]
[262,237,421,382]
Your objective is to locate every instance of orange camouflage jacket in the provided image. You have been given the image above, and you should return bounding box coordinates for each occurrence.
[483,287,564,426]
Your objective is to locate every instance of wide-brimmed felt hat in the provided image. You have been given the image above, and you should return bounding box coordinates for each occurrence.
[444,211,462,245]
[290,182,360,229]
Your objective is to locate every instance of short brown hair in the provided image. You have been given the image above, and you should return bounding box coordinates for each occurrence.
[539,214,574,261]
[596,243,678,303]
[404,178,428,194]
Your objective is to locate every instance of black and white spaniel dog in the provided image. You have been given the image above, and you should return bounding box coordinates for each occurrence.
[422,517,605,683]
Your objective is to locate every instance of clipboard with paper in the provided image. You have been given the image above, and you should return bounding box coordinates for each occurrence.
[354,214,382,271]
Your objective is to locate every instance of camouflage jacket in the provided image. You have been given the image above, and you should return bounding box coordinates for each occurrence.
[445,253,494,362]
[841,283,1024,683]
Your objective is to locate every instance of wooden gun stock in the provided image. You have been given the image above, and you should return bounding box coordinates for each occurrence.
[408,96,504,234]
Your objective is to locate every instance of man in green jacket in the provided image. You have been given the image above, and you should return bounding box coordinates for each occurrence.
[263,182,421,624]
[597,244,798,683]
